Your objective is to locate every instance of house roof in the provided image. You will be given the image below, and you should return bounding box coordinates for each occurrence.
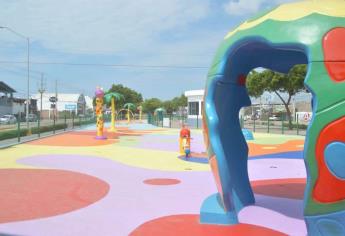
[184,90,204,97]
[0,81,16,93]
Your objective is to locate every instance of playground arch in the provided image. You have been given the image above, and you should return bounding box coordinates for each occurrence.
[116,109,135,121]
[201,1,345,236]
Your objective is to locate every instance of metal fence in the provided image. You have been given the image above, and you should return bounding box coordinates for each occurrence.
[241,117,308,136]
[0,114,96,148]
[147,113,187,128]
[148,113,308,136]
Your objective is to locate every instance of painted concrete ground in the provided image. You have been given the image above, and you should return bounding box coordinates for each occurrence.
[0,122,306,235]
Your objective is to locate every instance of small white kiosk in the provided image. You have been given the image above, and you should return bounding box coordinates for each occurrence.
[184,90,204,128]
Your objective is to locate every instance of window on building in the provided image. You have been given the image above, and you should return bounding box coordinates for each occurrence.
[188,102,199,115]
[201,102,204,116]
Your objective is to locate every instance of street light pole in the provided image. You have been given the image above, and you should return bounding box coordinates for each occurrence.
[27,37,30,130]
[0,26,30,130]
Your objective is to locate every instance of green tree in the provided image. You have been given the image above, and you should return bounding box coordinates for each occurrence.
[142,98,163,114]
[246,64,307,129]
[163,100,174,114]
[108,84,143,108]
[172,94,187,109]
[162,94,187,114]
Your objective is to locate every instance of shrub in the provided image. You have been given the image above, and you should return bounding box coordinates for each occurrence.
[0,123,67,141]
[283,123,308,130]
[73,118,95,127]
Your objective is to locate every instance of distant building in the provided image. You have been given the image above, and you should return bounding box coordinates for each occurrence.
[184,90,204,128]
[0,81,15,116]
[12,98,37,118]
[33,93,93,119]
[184,89,312,126]
[0,81,37,117]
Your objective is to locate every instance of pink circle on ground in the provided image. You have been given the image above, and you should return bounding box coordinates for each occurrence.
[0,169,109,223]
[143,178,181,186]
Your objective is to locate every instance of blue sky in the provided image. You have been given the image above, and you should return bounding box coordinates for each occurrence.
[0,0,296,100]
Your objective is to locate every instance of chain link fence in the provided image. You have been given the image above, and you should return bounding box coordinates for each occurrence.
[241,116,308,136]
[0,114,96,148]
[147,113,187,128]
[147,113,309,136]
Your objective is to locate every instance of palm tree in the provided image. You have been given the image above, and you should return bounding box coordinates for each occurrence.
[123,103,136,124]
[104,92,124,132]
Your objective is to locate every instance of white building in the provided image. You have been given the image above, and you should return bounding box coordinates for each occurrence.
[184,90,204,128]
[33,93,93,119]
[185,90,204,117]
[85,96,93,112]
[185,89,312,126]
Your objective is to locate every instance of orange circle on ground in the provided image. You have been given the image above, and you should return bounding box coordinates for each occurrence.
[248,140,304,156]
[143,178,181,186]
[251,178,306,200]
[130,214,287,236]
[0,169,109,223]
[28,131,117,146]
[28,128,158,147]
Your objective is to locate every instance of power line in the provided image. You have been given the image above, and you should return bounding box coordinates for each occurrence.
[0,60,209,69]
[0,65,42,80]
[0,64,83,93]
[0,42,216,57]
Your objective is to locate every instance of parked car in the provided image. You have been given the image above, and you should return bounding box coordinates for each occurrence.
[269,115,281,121]
[0,114,17,124]
[243,115,251,121]
[26,114,37,122]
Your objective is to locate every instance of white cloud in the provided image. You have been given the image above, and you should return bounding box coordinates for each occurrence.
[223,0,298,16]
[0,0,239,99]
[0,0,210,53]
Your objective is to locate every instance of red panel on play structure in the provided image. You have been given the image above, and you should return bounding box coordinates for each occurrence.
[323,27,345,82]
[237,74,247,86]
[313,116,345,202]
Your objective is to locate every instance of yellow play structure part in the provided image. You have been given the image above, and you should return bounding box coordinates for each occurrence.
[225,0,345,39]
[109,97,116,132]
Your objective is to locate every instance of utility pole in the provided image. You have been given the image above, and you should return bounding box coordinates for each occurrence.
[38,73,46,120]
[0,26,31,131]
[55,80,58,121]
[27,37,30,130]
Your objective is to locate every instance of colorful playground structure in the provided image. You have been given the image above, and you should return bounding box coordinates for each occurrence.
[179,124,191,157]
[104,92,124,132]
[95,89,141,137]
[124,103,136,124]
[95,87,106,140]
[201,1,345,235]
[153,107,166,126]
